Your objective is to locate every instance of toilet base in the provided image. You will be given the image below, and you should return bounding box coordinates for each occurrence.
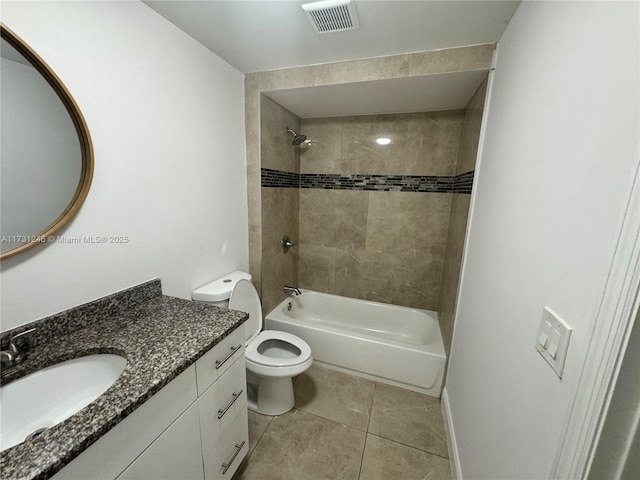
[246,373,295,416]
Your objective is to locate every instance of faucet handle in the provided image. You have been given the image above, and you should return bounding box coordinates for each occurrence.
[283,286,302,296]
[281,235,296,254]
[7,328,36,352]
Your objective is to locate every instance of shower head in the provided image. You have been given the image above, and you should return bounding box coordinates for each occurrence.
[285,127,307,146]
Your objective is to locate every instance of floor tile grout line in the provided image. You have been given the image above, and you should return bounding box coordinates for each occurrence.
[247,413,275,459]
[367,431,450,460]
[357,433,370,480]
[366,381,377,433]
[357,381,378,479]
[294,403,371,433]
[291,405,370,433]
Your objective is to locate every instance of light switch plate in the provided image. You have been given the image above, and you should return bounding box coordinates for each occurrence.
[535,306,572,378]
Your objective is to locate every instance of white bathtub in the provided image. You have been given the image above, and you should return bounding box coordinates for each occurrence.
[265,290,446,398]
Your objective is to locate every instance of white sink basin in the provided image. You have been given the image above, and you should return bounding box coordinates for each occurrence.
[0,354,127,452]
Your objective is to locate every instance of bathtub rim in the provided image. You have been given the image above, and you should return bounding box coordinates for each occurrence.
[265,289,446,357]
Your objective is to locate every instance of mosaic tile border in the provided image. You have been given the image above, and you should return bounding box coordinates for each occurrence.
[260,169,299,188]
[261,168,475,194]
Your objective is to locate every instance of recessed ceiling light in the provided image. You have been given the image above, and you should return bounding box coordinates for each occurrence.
[376,137,391,145]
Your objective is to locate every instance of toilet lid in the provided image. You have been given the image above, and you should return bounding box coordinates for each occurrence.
[245,330,312,367]
[229,278,262,343]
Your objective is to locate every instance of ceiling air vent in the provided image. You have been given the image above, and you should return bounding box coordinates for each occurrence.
[302,0,360,34]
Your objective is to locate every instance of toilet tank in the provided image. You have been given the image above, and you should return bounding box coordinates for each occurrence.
[192,271,252,308]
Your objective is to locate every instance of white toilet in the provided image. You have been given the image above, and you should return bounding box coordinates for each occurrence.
[192,271,312,416]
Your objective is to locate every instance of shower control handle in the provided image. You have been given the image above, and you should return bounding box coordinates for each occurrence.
[281,235,296,254]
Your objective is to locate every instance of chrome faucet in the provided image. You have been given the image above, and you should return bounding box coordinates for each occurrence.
[283,286,302,296]
[1,328,36,369]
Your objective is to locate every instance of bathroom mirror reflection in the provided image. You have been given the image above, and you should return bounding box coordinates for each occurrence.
[0,25,93,260]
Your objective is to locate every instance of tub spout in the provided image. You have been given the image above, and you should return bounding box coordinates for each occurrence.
[283,286,301,296]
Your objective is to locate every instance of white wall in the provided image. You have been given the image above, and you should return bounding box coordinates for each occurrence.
[446,1,639,479]
[0,1,248,330]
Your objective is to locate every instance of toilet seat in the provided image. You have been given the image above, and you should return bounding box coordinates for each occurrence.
[223,276,313,414]
[245,330,312,367]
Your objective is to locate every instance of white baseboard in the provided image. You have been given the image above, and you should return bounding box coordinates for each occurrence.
[442,386,462,480]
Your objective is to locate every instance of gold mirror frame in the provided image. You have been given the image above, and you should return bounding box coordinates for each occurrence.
[0,24,94,261]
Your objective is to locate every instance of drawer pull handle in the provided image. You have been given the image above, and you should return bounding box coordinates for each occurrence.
[221,440,245,474]
[215,344,242,370]
[217,389,243,419]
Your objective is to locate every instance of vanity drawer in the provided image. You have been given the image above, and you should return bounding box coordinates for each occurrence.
[195,327,244,396]
[203,407,249,480]
[198,355,247,455]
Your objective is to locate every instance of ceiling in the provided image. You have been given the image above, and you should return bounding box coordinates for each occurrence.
[265,69,488,118]
[143,0,521,117]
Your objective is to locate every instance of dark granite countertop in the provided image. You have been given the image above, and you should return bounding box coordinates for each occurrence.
[0,280,248,480]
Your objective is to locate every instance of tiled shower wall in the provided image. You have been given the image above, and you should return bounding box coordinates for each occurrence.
[260,96,300,316]
[259,81,487,316]
[297,112,464,309]
[438,77,488,353]
[249,44,494,326]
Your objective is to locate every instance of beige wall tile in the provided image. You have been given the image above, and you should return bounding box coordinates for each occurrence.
[342,112,463,176]
[334,248,396,305]
[246,75,262,291]
[261,187,299,258]
[391,253,444,310]
[298,118,343,174]
[260,95,300,172]
[248,223,262,295]
[261,250,297,317]
[333,190,369,250]
[300,111,464,177]
[332,248,442,310]
[438,194,471,353]
[456,75,488,174]
[438,76,486,353]
[298,243,336,293]
[299,189,368,250]
[259,53,413,91]
[259,98,301,312]
[299,189,336,246]
[409,43,495,76]
[366,192,451,256]
[298,190,452,311]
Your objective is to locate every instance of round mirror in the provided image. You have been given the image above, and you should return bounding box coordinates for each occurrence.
[0,24,93,260]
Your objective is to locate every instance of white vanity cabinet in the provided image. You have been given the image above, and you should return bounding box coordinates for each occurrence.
[52,327,248,480]
[116,402,204,480]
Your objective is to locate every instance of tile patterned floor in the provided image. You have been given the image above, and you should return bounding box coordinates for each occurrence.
[235,364,452,480]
